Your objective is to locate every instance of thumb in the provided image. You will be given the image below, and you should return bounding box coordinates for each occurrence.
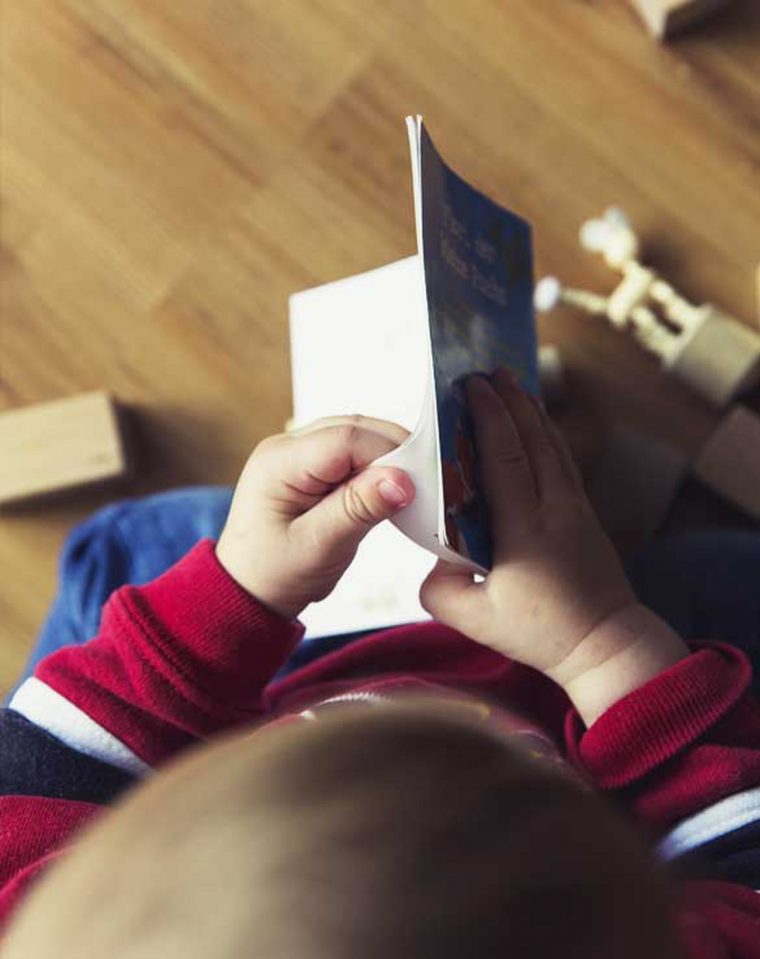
[420,559,486,635]
[298,467,415,559]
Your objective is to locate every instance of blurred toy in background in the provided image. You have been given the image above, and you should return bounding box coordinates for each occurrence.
[537,344,565,409]
[535,207,760,534]
[627,0,733,40]
[535,207,760,409]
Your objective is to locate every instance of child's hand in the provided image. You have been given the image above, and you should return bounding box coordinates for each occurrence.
[420,370,688,723]
[216,416,415,620]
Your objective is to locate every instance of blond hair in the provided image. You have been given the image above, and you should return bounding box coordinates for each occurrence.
[4,703,677,958]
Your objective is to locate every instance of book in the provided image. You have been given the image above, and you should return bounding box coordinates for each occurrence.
[289,115,538,638]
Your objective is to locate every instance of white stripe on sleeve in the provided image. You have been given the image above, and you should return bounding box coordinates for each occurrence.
[9,676,152,777]
[657,786,760,861]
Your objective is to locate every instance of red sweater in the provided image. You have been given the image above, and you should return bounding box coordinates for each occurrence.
[2,540,760,954]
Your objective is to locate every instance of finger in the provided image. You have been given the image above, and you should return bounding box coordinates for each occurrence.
[260,423,403,500]
[467,375,538,541]
[419,559,487,636]
[490,368,569,507]
[287,414,409,448]
[543,415,585,497]
[292,465,415,562]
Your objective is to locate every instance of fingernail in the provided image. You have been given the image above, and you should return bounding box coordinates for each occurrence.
[378,479,408,507]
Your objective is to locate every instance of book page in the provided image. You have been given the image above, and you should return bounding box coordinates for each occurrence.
[289,258,435,638]
[290,257,427,430]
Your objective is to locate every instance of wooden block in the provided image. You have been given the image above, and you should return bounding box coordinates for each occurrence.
[0,392,128,506]
[669,308,760,409]
[693,405,760,520]
[628,0,731,39]
[586,423,689,554]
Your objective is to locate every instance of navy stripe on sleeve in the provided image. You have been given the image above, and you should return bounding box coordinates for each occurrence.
[0,708,136,805]
[679,820,760,889]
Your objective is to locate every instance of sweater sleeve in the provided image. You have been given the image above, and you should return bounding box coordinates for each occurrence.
[10,539,305,770]
[564,641,760,957]
[1,540,304,930]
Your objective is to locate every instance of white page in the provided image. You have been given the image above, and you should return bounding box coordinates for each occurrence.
[289,258,435,638]
[290,257,427,430]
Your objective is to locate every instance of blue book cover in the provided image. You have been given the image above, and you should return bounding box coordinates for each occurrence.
[417,121,538,570]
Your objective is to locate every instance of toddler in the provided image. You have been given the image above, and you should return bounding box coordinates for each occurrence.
[2,369,759,957]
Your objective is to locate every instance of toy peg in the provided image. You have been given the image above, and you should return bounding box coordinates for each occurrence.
[534,277,609,317]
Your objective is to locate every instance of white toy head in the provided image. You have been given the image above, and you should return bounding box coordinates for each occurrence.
[579,207,640,270]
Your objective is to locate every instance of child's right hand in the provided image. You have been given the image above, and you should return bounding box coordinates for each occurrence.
[420,368,688,724]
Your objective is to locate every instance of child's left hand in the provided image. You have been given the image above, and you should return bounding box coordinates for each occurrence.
[216,416,415,620]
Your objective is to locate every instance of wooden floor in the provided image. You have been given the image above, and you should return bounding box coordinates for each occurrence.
[2,0,759,693]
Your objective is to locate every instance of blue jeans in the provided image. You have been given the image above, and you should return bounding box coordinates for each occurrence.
[14,488,760,697]
[13,487,372,693]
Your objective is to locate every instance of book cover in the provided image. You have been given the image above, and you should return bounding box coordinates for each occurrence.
[415,118,537,569]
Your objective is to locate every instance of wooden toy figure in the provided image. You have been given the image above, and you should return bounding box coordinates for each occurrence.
[534,208,760,409]
[627,0,732,41]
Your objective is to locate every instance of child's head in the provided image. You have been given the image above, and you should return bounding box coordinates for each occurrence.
[5,699,677,958]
